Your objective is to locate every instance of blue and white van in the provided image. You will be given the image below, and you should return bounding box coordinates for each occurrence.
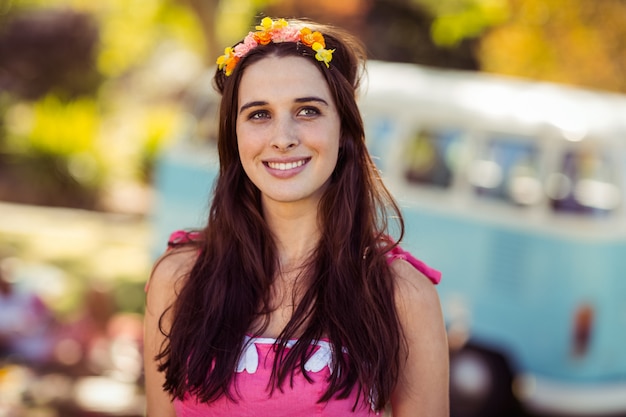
[152,60,626,417]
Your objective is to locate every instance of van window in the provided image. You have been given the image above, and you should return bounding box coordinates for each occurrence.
[401,127,462,188]
[547,148,620,216]
[470,135,542,206]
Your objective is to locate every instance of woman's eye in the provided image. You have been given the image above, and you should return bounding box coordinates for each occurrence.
[299,107,320,117]
[249,110,270,120]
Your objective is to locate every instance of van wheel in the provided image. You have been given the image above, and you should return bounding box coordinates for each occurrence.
[450,346,516,417]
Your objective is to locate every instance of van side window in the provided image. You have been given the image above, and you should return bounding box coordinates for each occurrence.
[547,148,620,216]
[365,115,396,167]
[401,127,461,188]
[470,135,542,206]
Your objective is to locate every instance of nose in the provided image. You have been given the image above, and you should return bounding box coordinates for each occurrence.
[270,116,299,151]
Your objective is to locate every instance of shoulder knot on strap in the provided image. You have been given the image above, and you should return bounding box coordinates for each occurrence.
[386,245,442,284]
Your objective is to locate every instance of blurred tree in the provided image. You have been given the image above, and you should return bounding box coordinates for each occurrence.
[95,0,204,78]
[261,0,369,33]
[0,5,104,208]
[478,0,626,93]
[412,0,509,47]
[263,0,480,69]
[175,0,219,62]
[363,0,479,68]
[0,95,103,208]
[0,0,206,210]
[178,0,282,62]
[0,8,101,100]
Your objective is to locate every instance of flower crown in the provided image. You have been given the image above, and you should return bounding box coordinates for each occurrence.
[216,17,335,76]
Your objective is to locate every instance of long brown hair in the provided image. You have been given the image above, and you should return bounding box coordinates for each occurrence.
[156,19,406,411]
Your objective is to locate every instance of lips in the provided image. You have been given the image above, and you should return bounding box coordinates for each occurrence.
[264,158,311,171]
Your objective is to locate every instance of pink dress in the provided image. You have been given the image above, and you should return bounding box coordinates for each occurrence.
[155,231,441,416]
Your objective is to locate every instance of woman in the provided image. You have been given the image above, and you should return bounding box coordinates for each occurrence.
[144,17,449,417]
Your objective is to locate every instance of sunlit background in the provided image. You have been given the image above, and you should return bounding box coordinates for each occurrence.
[0,0,625,416]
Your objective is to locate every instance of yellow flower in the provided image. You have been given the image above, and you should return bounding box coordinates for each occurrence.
[273,18,289,29]
[312,42,334,68]
[254,17,290,45]
[216,47,238,76]
[216,47,233,69]
[255,17,288,32]
[255,17,274,31]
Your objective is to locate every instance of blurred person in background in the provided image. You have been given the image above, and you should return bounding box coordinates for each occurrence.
[0,259,56,367]
[144,17,449,417]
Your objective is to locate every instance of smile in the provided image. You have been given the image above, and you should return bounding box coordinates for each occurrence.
[265,159,310,171]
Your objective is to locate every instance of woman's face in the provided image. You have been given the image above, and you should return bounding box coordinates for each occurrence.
[236,55,341,210]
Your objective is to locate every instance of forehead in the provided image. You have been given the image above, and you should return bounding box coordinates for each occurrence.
[238,55,333,105]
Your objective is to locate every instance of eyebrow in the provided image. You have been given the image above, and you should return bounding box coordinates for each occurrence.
[239,101,267,114]
[239,96,329,115]
[295,96,329,106]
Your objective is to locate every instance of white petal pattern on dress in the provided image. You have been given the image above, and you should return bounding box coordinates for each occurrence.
[237,336,259,373]
[236,336,333,374]
[303,341,332,373]
[234,337,380,414]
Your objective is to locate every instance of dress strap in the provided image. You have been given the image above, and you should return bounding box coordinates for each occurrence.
[167,230,201,248]
[386,245,441,284]
[144,230,201,293]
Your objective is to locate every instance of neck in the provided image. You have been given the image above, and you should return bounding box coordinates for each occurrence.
[263,200,321,270]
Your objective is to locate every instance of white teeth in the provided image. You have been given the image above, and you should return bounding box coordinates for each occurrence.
[268,160,306,170]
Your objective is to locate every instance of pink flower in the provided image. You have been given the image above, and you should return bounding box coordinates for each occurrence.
[233,32,259,57]
[271,26,301,43]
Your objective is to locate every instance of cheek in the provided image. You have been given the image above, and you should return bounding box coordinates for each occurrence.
[236,130,265,182]
[236,122,267,149]
[324,139,341,175]
[236,126,256,160]
[237,142,255,174]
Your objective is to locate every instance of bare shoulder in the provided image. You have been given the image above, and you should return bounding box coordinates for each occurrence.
[151,246,197,284]
[390,258,442,311]
[389,258,450,416]
[389,257,447,348]
[145,247,198,314]
[143,247,196,417]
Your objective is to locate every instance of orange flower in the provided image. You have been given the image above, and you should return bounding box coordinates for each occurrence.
[216,47,233,69]
[299,28,325,48]
[253,30,273,45]
[224,56,239,76]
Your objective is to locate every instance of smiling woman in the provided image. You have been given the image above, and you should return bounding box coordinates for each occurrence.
[236,55,340,206]
[143,17,449,417]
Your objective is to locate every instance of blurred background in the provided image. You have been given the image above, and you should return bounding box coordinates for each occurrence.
[0,0,625,416]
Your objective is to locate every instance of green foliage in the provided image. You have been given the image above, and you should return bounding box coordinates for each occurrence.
[3,95,104,186]
[137,104,181,181]
[413,0,509,46]
[478,0,626,92]
[155,1,206,54]
[96,1,161,77]
[0,0,206,208]
[5,95,98,155]
[96,0,203,77]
